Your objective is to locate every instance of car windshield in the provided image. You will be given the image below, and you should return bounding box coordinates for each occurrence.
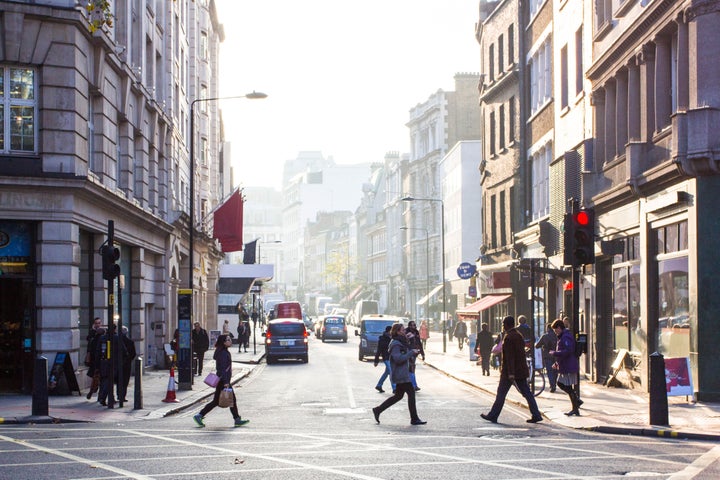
[325,317,344,324]
[269,323,305,336]
[364,320,395,334]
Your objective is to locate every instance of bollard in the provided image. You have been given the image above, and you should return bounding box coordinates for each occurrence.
[133,356,143,410]
[32,356,49,417]
[649,351,669,426]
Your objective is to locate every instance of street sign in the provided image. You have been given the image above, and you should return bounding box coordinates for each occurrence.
[457,262,476,279]
[468,286,477,297]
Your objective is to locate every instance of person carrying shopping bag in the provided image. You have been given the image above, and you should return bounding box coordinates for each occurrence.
[193,334,249,427]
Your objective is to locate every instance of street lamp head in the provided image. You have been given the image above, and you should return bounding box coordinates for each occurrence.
[245,91,268,99]
[401,196,415,202]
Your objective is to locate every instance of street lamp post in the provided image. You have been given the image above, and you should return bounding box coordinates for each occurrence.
[400,226,429,322]
[185,91,267,388]
[402,195,446,353]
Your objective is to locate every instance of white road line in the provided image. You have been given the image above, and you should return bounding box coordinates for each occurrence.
[666,444,720,480]
[0,433,154,480]
[344,361,358,409]
[125,428,384,480]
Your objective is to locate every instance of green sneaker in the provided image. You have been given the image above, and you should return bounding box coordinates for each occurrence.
[193,414,205,427]
[234,418,250,427]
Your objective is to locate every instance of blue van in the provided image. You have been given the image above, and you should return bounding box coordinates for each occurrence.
[264,318,309,364]
[355,315,402,361]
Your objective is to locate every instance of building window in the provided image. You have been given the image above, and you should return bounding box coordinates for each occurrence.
[490,194,497,248]
[489,44,495,82]
[529,143,551,220]
[0,67,36,153]
[508,97,516,143]
[595,0,613,33]
[654,221,689,358]
[498,34,504,75]
[575,27,583,96]
[508,24,514,65]
[489,111,496,156]
[560,45,568,108]
[529,38,552,114]
[612,235,642,356]
[200,31,208,61]
[529,0,544,18]
[499,190,507,246]
[499,105,505,150]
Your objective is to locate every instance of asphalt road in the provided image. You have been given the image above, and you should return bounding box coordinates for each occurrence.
[0,335,715,479]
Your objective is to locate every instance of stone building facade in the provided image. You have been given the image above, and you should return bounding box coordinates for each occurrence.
[0,0,226,392]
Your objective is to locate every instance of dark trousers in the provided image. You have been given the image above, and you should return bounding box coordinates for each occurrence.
[543,358,558,389]
[199,383,240,419]
[480,354,491,375]
[486,376,542,421]
[375,382,420,422]
[193,352,205,375]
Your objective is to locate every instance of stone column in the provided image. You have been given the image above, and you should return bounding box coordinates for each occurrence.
[675,13,689,112]
[593,89,606,165]
[627,58,641,141]
[639,43,656,141]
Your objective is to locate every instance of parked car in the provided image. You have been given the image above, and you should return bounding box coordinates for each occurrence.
[263,318,309,364]
[355,314,403,361]
[317,315,348,342]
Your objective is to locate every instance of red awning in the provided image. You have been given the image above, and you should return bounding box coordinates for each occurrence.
[456,294,511,316]
[212,190,244,252]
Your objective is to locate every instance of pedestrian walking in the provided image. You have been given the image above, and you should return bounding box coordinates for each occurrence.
[373,325,394,393]
[475,322,495,376]
[95,324,127,409]
[517,315,534,345]
[405,320,425,391]
[192,322,210,375]
[453,319,468,350]
[119,326,136,402]
[237,321,250,353]
[419,320,430,350]
[193,334,249,427]
[85,317,102,400]
[535,323,558,392]
[480,316,543,424]
[371,323,426,425]
[549,319,582,416]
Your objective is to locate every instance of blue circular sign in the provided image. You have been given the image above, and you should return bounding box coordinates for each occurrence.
[456,262,476,279]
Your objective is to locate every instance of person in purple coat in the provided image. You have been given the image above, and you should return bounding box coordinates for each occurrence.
[549,319,582,416]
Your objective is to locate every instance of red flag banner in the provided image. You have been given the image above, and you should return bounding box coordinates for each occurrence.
[212,190,244,252]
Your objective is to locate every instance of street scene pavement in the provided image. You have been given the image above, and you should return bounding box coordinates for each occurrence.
[1,334,719,444]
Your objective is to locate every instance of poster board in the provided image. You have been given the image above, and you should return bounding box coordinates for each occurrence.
[48,352,81,396]
[604,348,629,387]
[664,357,693,396]
[209,330,221,348]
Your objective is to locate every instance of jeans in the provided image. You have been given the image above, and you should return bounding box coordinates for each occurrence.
[485,376,542,421]
[377,360,396,391]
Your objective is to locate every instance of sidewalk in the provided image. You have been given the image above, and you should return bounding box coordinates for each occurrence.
[421,335,720,441]
[0,347,264,425]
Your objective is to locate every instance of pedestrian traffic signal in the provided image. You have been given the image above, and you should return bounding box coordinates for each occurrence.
[100,244,120,280]
[571,208,595,266]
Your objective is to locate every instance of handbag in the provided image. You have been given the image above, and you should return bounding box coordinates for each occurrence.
[218,387,234,408]
[203,372,220,388]
[491,342,502,355]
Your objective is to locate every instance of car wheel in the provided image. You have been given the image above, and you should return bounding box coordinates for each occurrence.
[321,338,325,343]
[358,350,363,361]
[343,338,347,343]
[301,354,309,363]
[266,356,275,365]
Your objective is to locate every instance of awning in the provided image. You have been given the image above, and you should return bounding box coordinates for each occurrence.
[456,294,511,316]
[416,284,444,305]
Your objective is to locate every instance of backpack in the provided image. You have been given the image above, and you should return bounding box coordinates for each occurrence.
[574,334,585,357]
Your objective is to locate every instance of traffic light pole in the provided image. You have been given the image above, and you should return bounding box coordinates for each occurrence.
[106,220,117,408]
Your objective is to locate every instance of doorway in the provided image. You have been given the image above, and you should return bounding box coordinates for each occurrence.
[0,277,35,393]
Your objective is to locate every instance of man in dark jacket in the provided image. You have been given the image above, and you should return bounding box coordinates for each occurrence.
[192,322,210,375]
[535,323,558,392]
[95,324,127,409]
[373,326,394,393]
[480,316,543,424]
[119,326,137,402]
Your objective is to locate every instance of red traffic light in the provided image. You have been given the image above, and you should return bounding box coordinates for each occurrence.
[574,211,590,226]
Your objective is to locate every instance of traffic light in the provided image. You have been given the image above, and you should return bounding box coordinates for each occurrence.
[100,244,120,280]
[571,208,595,266]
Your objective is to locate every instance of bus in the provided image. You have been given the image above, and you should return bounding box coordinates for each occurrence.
[217,263,274,339]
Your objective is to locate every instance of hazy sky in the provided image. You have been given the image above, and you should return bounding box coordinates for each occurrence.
[215,0,480,190]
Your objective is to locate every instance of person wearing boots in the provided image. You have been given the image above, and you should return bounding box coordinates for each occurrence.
[372,323,426,425]
[549,318,582,416]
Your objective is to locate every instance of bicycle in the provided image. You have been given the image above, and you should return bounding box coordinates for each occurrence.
[526,347,545,397]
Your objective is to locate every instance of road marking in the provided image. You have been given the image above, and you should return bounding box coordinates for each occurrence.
[0,433,155,480]
[666,444,720,480]
[125,428,385,480]
[344,361,357,408]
